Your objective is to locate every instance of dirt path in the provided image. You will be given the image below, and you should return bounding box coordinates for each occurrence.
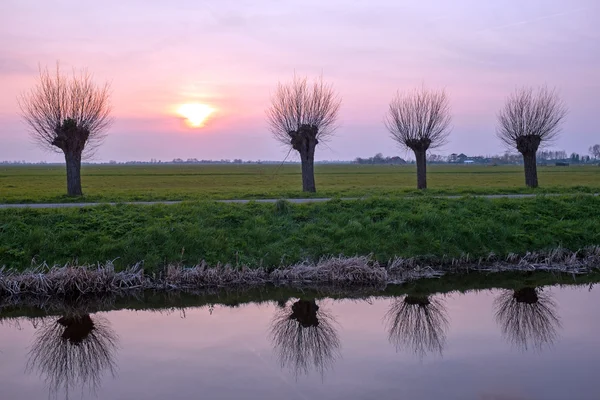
[0,193,597,209]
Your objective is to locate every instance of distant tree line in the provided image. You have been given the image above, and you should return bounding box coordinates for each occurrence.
[171,158,245,164]
[354,153,407,165]
[354,149,598,166]
[16,63,599,195]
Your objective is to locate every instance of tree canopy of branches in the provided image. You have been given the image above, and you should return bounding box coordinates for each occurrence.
[18,64,112,196]
[27,314,118,397]
[267,75,341,192]
[494,287,561,352]
[496,86,567,188]
[269,299,340,377]
[590,144,600,160]
[385,86,451,189]
[384,295,449,358]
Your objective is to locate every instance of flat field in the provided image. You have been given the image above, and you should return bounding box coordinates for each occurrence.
[1,164,599,203]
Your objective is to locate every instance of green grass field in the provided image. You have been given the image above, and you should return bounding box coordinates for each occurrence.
[1,164,599,203]
[1,196,599,270]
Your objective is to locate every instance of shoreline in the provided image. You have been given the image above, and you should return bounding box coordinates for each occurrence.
[1,267,598,321]
[1,248,598,302]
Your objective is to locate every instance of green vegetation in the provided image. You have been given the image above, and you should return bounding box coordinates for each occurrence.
[1,196,599,270]
[1,164,599,203]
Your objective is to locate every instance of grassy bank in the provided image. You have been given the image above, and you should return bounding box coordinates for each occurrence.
[1,196,599,270]
[1,164,599,203]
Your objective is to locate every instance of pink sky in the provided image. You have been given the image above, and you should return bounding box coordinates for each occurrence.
[1,0,598,162]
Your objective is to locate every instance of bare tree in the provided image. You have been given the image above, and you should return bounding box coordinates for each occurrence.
[589,144,600,160]
[385,86,451,189]
[27,313,118,397]
[18,64,113,196]
[267,75,341,192]
[269,299,340,377]
[497,86,567,188]
[384,295,449,358]
[494,287,561,352]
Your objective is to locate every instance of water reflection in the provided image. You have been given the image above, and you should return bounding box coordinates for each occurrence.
[27,313,118,397]
[494,287,562,351]
[269,299,340,377]
[385,295,449,358]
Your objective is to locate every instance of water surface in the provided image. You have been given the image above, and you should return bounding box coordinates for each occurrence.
[1,285,598,400]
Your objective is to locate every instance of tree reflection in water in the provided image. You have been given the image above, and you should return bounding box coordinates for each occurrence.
[269,299,340,377]
[385,295,449,358]
[494,287,561,351]
[27,313,118,397]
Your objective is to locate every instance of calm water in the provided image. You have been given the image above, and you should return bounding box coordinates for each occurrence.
[1,285,599,400]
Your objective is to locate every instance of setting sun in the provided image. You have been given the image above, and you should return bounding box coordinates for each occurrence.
[177,103,215,128]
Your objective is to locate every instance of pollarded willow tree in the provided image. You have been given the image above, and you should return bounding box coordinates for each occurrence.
[494,287,561,352]
[589,144,600,160]
[267,76,341,192]
[27,314,118,396]
[497,86,567,188]
[18,64,113,196]
[384,295,449,358]
[385,86,451,190]
[269,299,340,377]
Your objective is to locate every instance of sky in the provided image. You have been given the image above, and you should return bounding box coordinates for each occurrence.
[0,0,598,162]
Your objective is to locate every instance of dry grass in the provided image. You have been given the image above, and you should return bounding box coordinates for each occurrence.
[0,248,598,300]
[271,256,388,284]
[387,245,600,278]
[161,263,270,289]
[0,263,145,296]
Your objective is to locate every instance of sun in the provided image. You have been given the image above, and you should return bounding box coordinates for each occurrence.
[177,103,215,128]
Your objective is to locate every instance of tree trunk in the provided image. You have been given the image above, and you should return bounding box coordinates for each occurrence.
[521,151,538,188]
[291,125,318,193]
[64,151,83,196]
[516,135,541,189]
[300,145,316,193]
[414,149,427,190]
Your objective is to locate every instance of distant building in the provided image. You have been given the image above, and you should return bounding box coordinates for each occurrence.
[388,156,407,165]
[457,153,468,163]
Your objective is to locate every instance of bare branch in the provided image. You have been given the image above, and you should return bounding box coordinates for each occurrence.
[18,63,113,159]
[385,86,451,151]
[266,75,341,147]
[494,287,561,352]
[269,299,340,377]
[27,313,118,396]
[589,144,600,159]
[496,85,567,151]
[384,295,449,358]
